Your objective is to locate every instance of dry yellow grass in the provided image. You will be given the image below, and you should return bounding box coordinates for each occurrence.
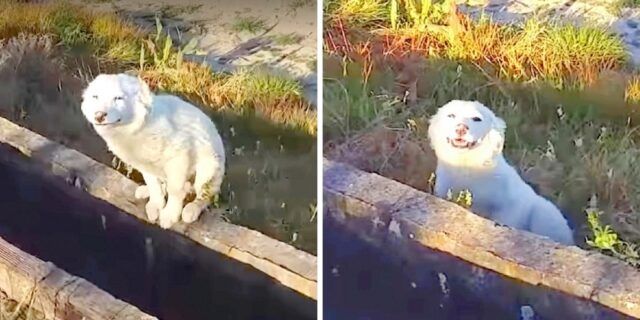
[325,1,628,88]
[626,75,640,104]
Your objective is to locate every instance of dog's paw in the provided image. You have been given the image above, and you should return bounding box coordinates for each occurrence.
[135,185,150,200]
[181,202,203,224]
[158,206,181,229]
[145,201,161,222]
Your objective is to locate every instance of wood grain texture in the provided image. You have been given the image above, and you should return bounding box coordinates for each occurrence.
[0,236,154,319]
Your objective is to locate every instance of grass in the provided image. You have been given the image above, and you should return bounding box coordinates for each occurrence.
[324,0,640,266]
[326,8,627,89]
[289,0,314,12]
[325,0,388,27]
[0,1,315,136]
[158,4,203,18]
[609,0,640,14]
[272,33,304,46]
[586,201,640,267]
[230,16,267,34]
[0,288,42,320]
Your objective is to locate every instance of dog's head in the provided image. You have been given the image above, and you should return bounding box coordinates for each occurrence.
[81,73,152,133]
[428,100,506,168]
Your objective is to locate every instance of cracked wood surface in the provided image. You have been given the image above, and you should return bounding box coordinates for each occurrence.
[323,158,640,319]
[0,116,317,300]
[0,235,154,320]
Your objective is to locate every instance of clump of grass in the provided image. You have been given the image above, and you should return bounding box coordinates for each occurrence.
[324,0,389,27]
[231,16,267,34]
[0,1,143,61]
[388,0,454,31]
[141,64,316,135]
[324,79,400,139]
[446,189,472,209]
[272,33,304,46]
[158,4,203,18]
[586,203,640,267]
[625,75,640,103]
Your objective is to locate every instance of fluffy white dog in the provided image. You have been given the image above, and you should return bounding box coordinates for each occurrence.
[428,100,574,245]
[81,74,225,229]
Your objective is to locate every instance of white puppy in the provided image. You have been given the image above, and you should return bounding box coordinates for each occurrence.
[428,100,573,245]
[81,74,225,229]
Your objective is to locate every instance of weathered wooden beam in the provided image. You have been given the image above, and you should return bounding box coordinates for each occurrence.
[323,158,640,318]
[0,116,317,300]
[0,235,154,319]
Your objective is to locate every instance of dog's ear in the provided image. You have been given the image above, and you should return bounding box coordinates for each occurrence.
[487,115,506,157]
[135,77,153,109]
[492,115,506,134]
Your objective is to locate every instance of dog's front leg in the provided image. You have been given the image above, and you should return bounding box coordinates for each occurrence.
[141,172,165,223]
[158,156,189,229]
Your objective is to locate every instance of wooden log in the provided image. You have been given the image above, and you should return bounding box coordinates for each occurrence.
[0,235,154,319]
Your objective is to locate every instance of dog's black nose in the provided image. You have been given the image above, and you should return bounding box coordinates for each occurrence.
[94,111,107,123]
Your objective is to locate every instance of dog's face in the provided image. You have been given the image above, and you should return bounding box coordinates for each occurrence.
[81,74,152,132]
[429,100,506,167]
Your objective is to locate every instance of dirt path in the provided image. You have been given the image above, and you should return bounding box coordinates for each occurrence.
[458,0,640,65]
[74,0,318,105]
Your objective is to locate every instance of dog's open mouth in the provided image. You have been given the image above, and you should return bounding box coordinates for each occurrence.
[94,119,121,126]
[447,137,478,149]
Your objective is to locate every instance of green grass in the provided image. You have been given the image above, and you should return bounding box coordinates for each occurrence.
[272,33,304,46]
[158,4,203,18]
[586,204,640,267]
[230,16,267,34]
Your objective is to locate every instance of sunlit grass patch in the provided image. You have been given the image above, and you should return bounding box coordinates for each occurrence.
[141,64,316,135]
[325,1,628,89]
[626,75,640,103]
[586,203,640,267]
[324,0,389,27]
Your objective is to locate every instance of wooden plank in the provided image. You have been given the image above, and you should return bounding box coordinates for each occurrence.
[324,158,640,318]
[0,116,317,300]
[0,236,154,319]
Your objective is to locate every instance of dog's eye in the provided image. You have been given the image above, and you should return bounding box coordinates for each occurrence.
[447,114,455,118]
[114,96,124,101]
[92,95,98,99]
[472,117,482,122]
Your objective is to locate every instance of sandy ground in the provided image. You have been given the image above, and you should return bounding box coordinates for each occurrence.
[73,0,317,105]
[457,0,640,65]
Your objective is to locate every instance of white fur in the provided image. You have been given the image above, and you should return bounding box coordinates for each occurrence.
[428,100,574,245]
[81,74,225,229]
